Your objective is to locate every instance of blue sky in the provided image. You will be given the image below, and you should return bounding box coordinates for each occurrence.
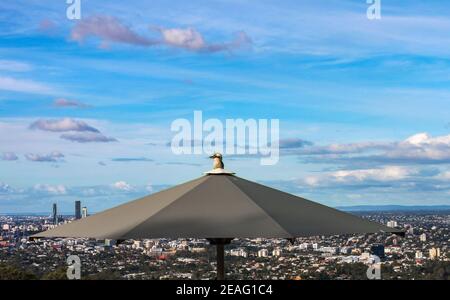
[1,0,450,213]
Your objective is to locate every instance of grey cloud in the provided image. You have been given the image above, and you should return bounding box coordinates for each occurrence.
[0,60,32,72]
[71,15,157,47]
[25,152,64,162]
[279,138,313,149]
[111,157,153,162]
[295,141,393,155]
[29,118,99,133]
[70,15,251,53]
[166,139,205,148]
[53,98,89,108]
[1,152,18,161]
[29,118,117,144]
[60,132,117,143]
[159,161,203,167]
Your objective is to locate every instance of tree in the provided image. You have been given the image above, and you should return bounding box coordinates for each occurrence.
[87,270,122,280]
[0,263,37,280]
[41,267,68,280]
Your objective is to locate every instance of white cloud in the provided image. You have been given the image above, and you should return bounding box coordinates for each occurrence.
[0,76,55,95]
[388,132,450,161]
[436,171,450,181]
[33,184,67,195]
[304,176,320,187]
[0,182,13,193]
[303,166,415,187]
[157,27,251,52]
[331,166,413,183]
[159,27,205,50]
[112,181,133,191]
[0,60,32,72]
[295,132,450,164]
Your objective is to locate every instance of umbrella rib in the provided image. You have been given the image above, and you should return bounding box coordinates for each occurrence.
[114,175,211,238]
[230,176,403,236]
[223,176,293,238]
[33,176,212,239]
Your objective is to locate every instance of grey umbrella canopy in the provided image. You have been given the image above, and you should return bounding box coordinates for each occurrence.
[33,173,402,239]
[32,165,403,279]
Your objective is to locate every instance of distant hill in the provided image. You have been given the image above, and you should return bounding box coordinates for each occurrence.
[337,205,450,212]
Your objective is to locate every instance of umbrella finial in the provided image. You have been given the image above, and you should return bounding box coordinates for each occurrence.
[205,153,235,175]
[209,152,224,169]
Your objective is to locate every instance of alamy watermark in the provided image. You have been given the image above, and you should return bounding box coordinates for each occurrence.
[66,0,82,20]
[170,111,279,165]
[367,0,381,20]
[366,255,381,279]
[66,254,81,279]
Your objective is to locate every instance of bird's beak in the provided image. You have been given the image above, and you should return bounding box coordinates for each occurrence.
[209,155,215,159]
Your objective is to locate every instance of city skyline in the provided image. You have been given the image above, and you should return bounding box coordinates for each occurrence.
[1,210,448,280]
[2,0,450,213]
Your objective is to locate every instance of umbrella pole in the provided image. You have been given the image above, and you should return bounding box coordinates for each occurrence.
[216,243,225,280]
[207,238,233,280]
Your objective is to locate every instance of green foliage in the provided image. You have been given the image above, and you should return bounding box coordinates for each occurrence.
[41,267,68,280]
[0,263,37,280]
[417,261,450,280]
[335,262,368,280]
[87,270,122,280]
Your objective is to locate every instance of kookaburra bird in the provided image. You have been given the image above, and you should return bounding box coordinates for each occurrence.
[209,153,224,169]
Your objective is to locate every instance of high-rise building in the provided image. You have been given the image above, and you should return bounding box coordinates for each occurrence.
[104,239,116,247]
[320,246,339,254]
[52,203,57,225]
[230,248,248,258]
[144,240,154,249]
[415,250,423,259]
[340,247,352,254]
[429,248,441,260]
[133,240,143,249]
[370,244,385,258]
[82,207,88,218]
[272,248,282,257]
[387,220,398,228]
[75,200,81,220]
[299,242,309,250]
[419,233,427,242]
[257,249,269,257]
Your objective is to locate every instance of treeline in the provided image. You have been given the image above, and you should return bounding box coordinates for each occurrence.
[0,263,123,280]
[1,261,449,280]
[319,261,450,280]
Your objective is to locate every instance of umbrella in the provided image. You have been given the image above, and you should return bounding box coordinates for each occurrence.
[32,154,403,279]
